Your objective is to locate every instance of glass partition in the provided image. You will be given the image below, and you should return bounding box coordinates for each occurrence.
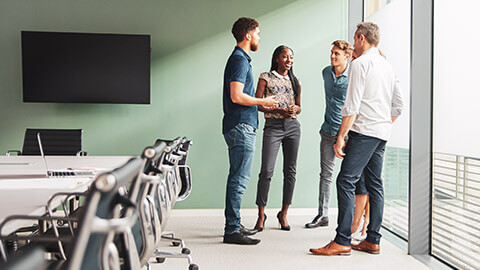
[382,147,409,239]
[433,1,480,268]
[432,153,480,268]
[365,0,410,241]
[364,0,395,17]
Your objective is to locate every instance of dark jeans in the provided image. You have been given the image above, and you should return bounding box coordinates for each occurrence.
[223,123,256,234]
[334,131,386,246]
[256,118,301,206]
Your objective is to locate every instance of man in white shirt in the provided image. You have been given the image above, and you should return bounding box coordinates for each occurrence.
[310,22,404,256]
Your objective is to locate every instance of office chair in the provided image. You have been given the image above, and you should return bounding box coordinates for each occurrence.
[6,129,87,156]
[149,138,198,270]
[0,157,144,270]
[63,157,143,270]
[174,140,194,201]
[0,245,46,270]
[115,140,197,270]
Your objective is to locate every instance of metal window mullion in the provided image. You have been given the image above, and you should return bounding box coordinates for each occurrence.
[455,156,460,201]
[464,158,469,208]
[409,0,433,255]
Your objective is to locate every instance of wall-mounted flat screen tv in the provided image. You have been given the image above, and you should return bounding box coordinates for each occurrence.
[21,31,150,104]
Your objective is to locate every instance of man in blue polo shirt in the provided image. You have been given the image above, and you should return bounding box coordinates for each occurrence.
[306,40,353,228]
[222,17,278,245]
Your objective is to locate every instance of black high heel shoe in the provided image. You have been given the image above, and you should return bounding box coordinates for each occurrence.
[277,211,291,231]
[254,214,267,232]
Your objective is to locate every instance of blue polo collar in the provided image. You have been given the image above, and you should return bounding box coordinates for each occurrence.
[329,65,349,78]
[234,46,251,62]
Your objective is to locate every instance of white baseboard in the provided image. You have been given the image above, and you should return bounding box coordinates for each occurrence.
[171,208,339,217]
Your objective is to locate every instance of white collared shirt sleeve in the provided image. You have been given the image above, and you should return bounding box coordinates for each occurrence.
[391,74,404,117]
[341,61,365,117]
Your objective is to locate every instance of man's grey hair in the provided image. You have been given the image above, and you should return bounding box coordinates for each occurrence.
[356,22,380,46]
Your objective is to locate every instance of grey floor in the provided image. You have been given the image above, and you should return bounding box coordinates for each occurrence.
[147,209,431,270]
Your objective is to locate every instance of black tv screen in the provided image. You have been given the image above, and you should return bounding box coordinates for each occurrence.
[21,31,150,104]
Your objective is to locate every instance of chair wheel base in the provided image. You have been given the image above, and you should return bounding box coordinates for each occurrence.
[156,257,165,263]
[172,241,180,246]
[181,247,190,254]
[189,263,199,270]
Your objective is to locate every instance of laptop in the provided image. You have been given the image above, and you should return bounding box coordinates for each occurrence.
[37,133,95,178]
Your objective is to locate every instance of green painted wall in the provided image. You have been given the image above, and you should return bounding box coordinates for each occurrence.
[0,0,348,209]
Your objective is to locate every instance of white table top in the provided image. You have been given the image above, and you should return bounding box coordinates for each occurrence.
[0,156,132,235]
[0,156,132,178]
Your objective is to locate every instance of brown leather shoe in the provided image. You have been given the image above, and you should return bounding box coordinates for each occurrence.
[309,241,351,256]
[351,240,380,254]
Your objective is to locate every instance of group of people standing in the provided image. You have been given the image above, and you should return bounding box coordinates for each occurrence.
[221,17,404,256]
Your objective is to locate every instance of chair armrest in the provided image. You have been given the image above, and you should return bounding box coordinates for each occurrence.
[46,192,87,213]
[90,212,138,233]
[5,150,21,156]
[176,165,192,201]
[0,215,77,239]
[0,215,78,261]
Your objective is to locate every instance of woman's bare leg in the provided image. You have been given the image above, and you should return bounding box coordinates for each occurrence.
[361,198,370,236]
[352,194,369,233]
[255,206,266,229]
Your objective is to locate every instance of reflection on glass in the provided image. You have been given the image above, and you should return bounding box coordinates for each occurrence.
[365,0,395,18]
[432,153,480,269]
[382,146,409,240]
[365,0,410,242]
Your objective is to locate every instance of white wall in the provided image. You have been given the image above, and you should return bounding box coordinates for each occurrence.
[366,0,411,149]
[434,0,480,158]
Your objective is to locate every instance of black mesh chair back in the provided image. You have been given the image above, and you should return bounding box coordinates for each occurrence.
[22,129,83,156]
[177,140,193,200]
[116,142,168,266]
[65,157,144,270]
[155,138,193,201]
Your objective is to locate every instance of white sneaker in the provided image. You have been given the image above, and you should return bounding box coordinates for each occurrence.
[352,231,367,242]
[352,215,367,242]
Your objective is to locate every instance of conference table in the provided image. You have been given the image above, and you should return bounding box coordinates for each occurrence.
[0,156,131,236]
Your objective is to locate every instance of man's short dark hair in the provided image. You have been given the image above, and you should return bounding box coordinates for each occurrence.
[231,17,259,43]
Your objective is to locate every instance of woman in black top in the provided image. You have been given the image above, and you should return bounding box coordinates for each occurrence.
[253,45,301,231]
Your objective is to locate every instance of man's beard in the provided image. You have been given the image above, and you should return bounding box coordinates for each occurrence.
[250,42,259,52]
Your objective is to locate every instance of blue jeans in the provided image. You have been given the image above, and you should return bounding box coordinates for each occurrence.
[224,123,257,234]
[334,131,386,246]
